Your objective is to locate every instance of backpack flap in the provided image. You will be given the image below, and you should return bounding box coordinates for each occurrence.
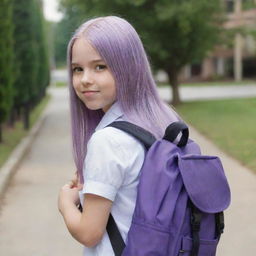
[178,155,231,213]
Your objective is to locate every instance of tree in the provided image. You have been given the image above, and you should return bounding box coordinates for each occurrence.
[33,0,50,101]
[59,0,225,105]
[12,0,50,129]
[0,0,14,142]
[12,0,37,129]
[54,3,85,67]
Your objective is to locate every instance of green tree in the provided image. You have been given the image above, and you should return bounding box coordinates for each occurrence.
[12,0,37,129]
[60,0,225,105]
[33,0,50,101]
[54,3,85,67]
[0,0,14,142]
[12,0,50,129]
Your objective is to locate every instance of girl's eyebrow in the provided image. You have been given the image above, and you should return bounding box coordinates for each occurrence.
[71,59,104,65]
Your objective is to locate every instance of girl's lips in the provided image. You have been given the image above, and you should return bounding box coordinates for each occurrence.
[83,91,99,96]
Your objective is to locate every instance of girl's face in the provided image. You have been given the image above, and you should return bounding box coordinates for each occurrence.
[71,38,116,113]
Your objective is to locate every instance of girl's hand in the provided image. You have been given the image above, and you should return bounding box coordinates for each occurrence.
[58,172,83,214]
[69,171,81,189]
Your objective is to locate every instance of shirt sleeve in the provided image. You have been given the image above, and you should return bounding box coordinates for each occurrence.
[81,129,129,202]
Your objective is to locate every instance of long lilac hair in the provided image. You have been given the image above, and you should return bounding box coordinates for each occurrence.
[67,16,180,183]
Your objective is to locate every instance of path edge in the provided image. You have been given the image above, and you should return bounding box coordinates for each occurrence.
[0,100,50,198]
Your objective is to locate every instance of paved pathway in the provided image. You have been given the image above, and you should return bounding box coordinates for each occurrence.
[158,84,256,102]
[0,88,82,255]
[0,86,256,255]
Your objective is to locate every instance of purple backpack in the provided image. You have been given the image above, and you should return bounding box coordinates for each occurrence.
[106,121,231,256]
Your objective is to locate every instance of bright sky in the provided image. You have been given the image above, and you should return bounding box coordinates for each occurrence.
[42,0,63,22]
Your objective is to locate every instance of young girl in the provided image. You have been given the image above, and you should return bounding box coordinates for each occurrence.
[58,16,179,255]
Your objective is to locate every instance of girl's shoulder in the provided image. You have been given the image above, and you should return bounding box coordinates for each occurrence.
[89,126,145,156]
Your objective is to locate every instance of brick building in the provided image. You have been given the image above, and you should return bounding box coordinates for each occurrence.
[179,0,256,82]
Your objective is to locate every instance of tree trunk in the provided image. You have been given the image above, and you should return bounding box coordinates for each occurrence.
[8,107,15,128]
[16,105,22,121]
[0,123,2,143]
[166,70,181,106]
[23,103,30,130]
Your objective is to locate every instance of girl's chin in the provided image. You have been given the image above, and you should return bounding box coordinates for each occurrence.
[83,103,103,111]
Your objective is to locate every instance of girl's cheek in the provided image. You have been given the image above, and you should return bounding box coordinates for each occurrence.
[73,78,80,89]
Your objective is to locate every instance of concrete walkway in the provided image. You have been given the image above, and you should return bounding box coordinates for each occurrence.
[0,88,82,255]
[158,84,256,102]
[0,86,256,255]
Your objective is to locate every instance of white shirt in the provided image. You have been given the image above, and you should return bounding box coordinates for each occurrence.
[79,102,145,256]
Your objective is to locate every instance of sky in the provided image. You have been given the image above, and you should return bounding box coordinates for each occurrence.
[42,0,63,22]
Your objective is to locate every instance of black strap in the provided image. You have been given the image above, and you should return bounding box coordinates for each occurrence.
[106,214,125,256]
[189,201,202,256]
[215,212,225,237]
[106,121,156,256]
[107,121,156,150]
[77,205,125,256]
[163,121,189,147]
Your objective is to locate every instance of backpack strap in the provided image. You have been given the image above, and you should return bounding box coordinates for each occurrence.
[215,212,225,237]
[107,121,156,150]
[107,214,126,256]
[106,121,156,256]
[189,200,202,256]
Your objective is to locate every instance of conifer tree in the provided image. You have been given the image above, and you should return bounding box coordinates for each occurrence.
[13,0,38,129]
[0,0,14,142]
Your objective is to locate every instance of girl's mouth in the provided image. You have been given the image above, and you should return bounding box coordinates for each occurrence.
[83,91,99,96]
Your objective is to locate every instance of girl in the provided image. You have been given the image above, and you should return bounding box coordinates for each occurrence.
[58,16,179,255]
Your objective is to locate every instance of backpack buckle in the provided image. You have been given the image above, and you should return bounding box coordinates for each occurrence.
[215,212,225,236]
[191,212,202,232]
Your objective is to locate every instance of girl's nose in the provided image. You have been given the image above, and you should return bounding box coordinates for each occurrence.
[81,70,93,85]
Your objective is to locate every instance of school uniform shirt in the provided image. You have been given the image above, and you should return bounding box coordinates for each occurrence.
[79,101,146,256]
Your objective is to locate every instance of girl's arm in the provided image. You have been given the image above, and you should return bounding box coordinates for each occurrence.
[58,184,112,247]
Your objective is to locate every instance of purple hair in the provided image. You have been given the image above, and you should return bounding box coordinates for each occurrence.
[67,16,180,183]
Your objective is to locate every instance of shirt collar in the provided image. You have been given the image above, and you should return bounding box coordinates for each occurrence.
[95,102,124,131]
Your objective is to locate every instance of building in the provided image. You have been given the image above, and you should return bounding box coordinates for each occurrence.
[179,0,256,82]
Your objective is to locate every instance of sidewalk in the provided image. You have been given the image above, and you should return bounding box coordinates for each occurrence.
[0,86,255,255]
[158,84,256,101]
[0,88,82,255]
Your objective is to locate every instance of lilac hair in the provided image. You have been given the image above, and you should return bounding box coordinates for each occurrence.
[67,16,180,182]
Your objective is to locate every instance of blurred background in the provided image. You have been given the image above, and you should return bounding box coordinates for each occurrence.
[0,0,256,255]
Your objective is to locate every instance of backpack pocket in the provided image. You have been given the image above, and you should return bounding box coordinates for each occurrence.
[122,221,170,256]
[178,236,218,256]
[178,155,231,213]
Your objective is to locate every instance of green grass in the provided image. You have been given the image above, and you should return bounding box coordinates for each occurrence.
[176,98,256,171]
[0,94,51,168]
[55,81,67,87]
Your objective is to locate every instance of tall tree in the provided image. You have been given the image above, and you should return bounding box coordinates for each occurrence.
[0,0,14,142]
[60,0,224,105]
[54,3,85,67]
[12,0,51,129]
[33,0,50,101]
[12,0,37,129]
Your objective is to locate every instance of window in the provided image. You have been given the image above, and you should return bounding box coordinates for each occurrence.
[225,0,234,13]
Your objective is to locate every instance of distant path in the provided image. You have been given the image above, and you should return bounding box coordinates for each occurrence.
[51,68,256,101]
[158,84,256,102]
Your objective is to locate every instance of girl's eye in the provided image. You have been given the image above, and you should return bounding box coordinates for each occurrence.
[95,64,107,71]
[72,67,83,73]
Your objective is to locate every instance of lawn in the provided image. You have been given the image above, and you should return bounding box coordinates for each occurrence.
[0,94,51,168]
[176,97,256,172]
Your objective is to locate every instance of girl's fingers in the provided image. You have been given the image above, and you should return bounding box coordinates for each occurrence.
[77,183,83,190]
[68,171,79,188]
